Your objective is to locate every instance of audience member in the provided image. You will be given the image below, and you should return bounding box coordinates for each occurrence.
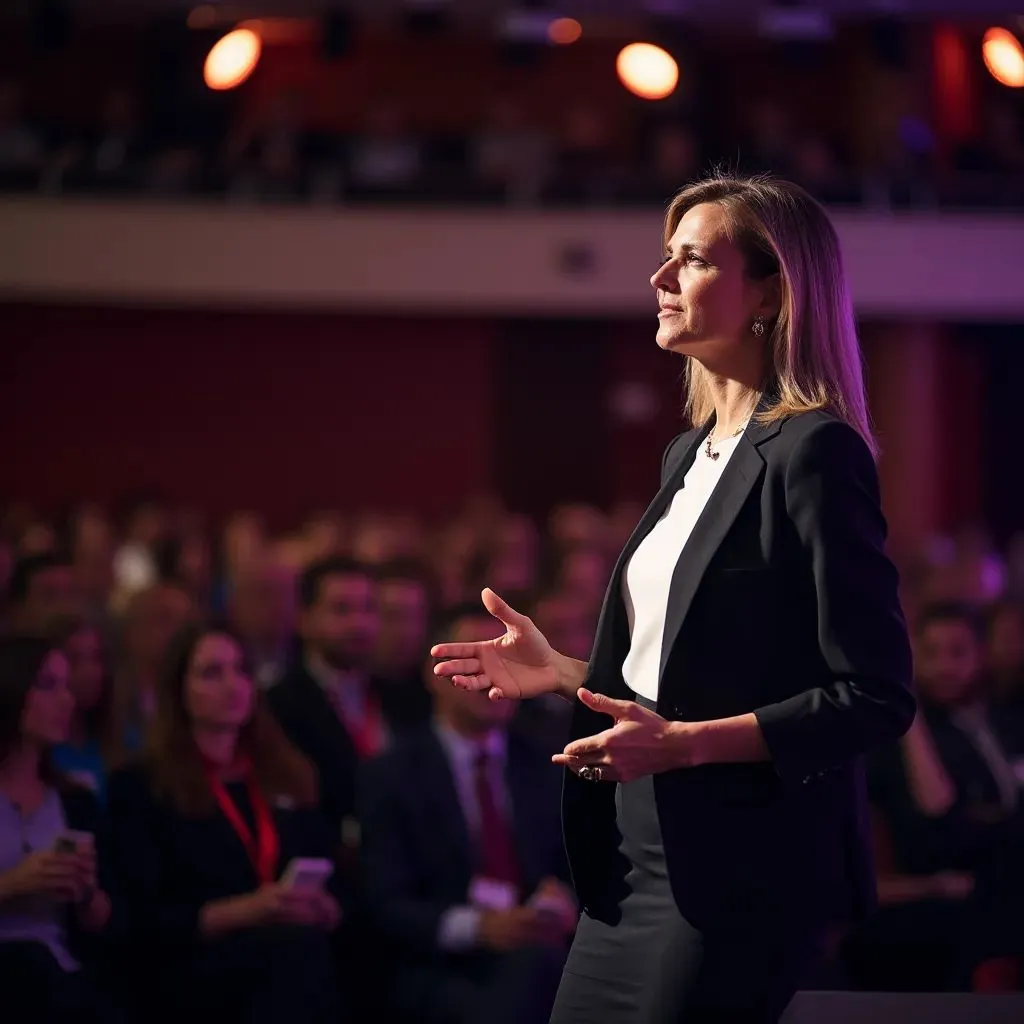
[47,616,116,802]
[268,557,429,849]
[105,622,341,1023]
[0,637,112,1023]
[7,554,78,638]
[110,582,193,757]
[228,557,298,690]
[358,604,573,1024]
[372,558,435,724]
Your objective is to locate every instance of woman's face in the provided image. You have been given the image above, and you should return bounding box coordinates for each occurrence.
[650,202,768,363]
[184,633,254,731]
[21,650,74,748]
[65,627,106,713]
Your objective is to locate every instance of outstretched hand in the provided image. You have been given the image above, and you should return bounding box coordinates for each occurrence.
[553,689,697,782]
[431,588,563,701]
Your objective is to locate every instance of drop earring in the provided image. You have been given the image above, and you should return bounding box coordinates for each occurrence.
[752,316,765,337]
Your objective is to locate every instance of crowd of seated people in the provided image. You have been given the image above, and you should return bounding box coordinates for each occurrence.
[2,70,1022,210]
[2,494,1024,1020]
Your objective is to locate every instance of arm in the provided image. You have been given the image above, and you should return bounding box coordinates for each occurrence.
[751,420,916,779]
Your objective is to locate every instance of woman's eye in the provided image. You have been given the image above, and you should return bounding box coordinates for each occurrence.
[686,253,706,266]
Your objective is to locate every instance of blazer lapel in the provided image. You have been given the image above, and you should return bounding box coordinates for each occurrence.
[655,411,784,695]
[584,426,708,696]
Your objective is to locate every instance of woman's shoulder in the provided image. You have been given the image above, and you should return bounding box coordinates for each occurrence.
[771,409,875,468]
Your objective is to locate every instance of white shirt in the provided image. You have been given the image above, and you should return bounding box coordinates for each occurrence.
[622,430,745,701]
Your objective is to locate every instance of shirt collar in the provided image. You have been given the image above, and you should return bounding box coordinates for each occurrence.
[306,653,365,696]
[434,718,507,770]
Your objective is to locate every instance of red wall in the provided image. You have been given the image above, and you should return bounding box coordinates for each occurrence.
[3,305,497,525]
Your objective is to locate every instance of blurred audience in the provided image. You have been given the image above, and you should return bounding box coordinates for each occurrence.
[0,637,112,1024]
[105,622,340,1023]
[359,604,572,1024]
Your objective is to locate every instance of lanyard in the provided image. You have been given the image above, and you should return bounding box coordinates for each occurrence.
[205,760,280,885]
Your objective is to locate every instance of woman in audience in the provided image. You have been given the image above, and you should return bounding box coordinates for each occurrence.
[48,616,116,801]
[0,636,112,1023]
[105,620,342,1023]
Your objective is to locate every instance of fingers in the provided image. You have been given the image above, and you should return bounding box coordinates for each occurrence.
[433,658,482,678]
[430,642,484,660]
[562,727,617,759]
[481,587,527,628]
[451,674,494,691]
[576,688,637,719]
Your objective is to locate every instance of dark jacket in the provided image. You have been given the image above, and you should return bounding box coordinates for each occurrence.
[563,408,915,932]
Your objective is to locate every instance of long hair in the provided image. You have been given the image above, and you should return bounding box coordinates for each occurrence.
[145,620,317,817]
[0,635,63,786]
[663,174,877,457]
[47,614,119,764]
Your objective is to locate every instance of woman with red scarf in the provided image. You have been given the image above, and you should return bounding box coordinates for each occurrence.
[105,622,342,1024]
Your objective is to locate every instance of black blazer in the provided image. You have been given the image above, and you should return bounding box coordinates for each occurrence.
[563,408,915,932]
[103,762,337,953]
[357,726,568,957]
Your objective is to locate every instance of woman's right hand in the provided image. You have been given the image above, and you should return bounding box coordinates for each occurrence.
[431,588,570,701]
[0,851,79,902]
[243,884,339,929]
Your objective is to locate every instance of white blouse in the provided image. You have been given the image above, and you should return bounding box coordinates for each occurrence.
[621,431,745,701]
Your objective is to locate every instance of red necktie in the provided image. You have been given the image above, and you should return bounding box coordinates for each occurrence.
[474,749,520,887]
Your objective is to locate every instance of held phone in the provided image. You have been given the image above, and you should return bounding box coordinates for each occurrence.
[279,857,334,890]
[54,830,94,854]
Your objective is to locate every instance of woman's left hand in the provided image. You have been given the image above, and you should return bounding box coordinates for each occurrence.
[75,888,112,932]
[552,689,699,782]
[310,889,341,931]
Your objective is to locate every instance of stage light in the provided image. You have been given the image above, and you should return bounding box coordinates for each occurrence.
[982,27,1024,88]
[616,42,679,100]
[548,17,582,46]
[204,28,262,91]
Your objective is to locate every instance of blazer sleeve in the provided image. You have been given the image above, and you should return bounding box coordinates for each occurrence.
[357,756,453,954]
[103,766,205,948]
[754,419,916,780]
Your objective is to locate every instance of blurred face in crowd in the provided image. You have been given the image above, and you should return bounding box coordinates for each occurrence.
[17,564,77,636]
[301,571,379,672]
[177,533,212,595]
[375,578,430,676]
[124,584,194,676]
[129,503,169,547]
[915,617,984,706]
[21,650,74,748]
[185,633,254,732]
[429,615,514,735]
[230,561,297,647]
[222,513,266,577]
[651,202,775,365]
[64,626,106,714]
[989,604,1024,681]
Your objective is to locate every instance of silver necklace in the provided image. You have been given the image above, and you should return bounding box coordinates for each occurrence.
[704,423,745,461]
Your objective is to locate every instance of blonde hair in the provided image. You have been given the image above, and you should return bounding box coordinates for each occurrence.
[664,174,877,457]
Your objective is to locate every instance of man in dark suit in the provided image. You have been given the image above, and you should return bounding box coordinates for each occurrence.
[358,604,574,1024]
[266,557,430,846]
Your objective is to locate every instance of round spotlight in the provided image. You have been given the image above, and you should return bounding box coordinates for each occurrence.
[616,42,679,101]
[204,28,262,91]
[982,27,1024,88]
[548,18,583,46]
